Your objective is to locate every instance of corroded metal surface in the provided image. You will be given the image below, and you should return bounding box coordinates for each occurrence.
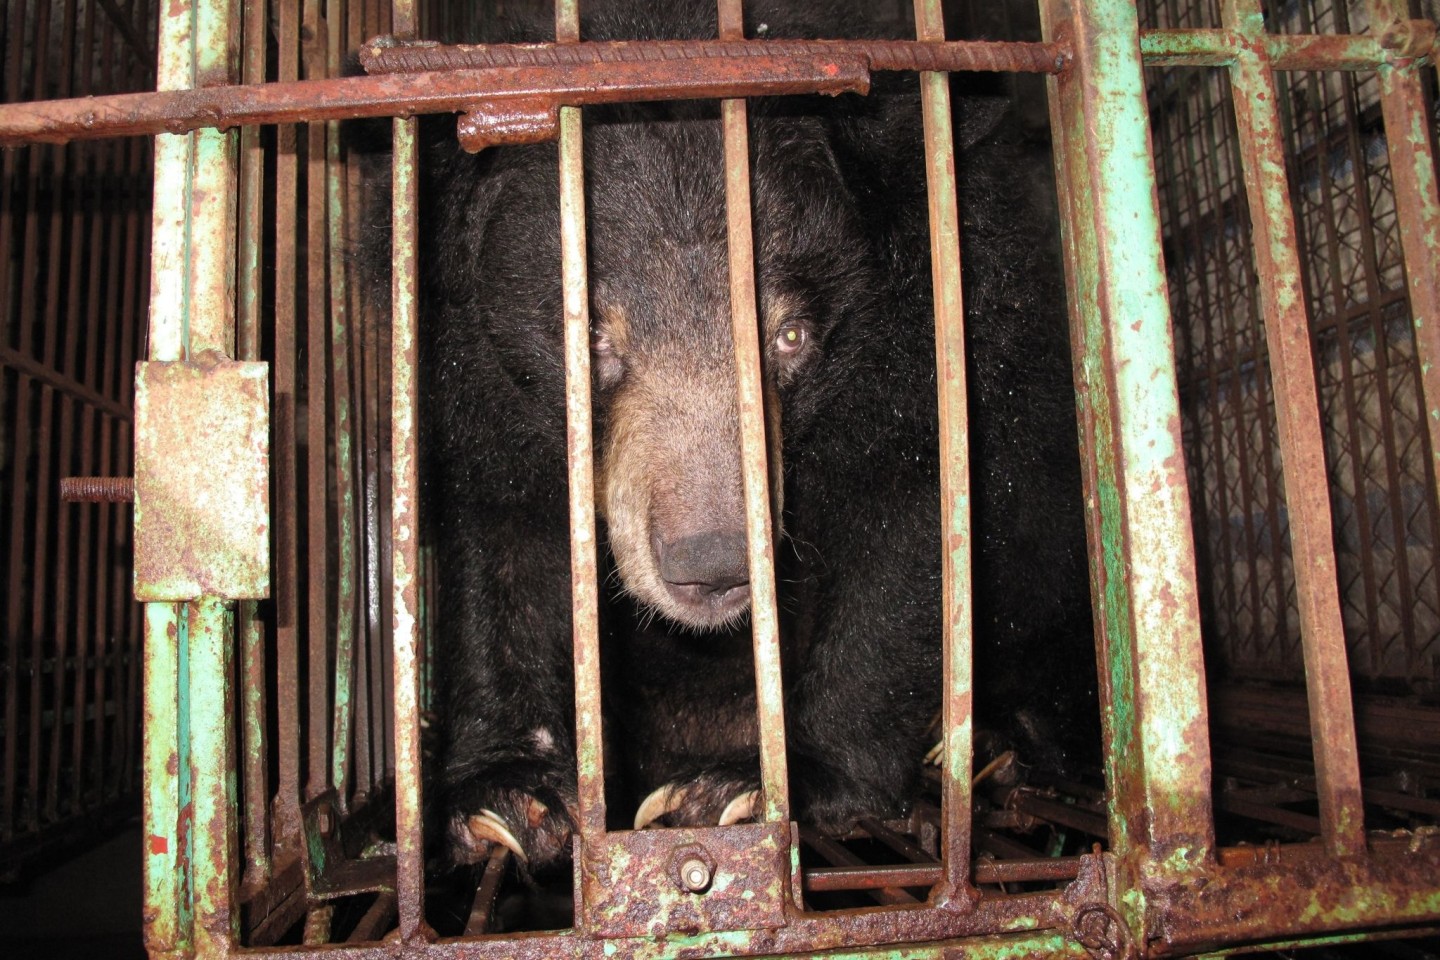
[581,823,788,937]
[718,0,790,832]
[1138,26,1435,68]
[556,0,608,857]
[914,0,977,910]
[60,476,136,502]
[358,36,1069,76]
[133,357,270,602]
[1221,0,1366,860]
[1040,0,1215,883]
[390,109,429,942]
[0,54,870,147]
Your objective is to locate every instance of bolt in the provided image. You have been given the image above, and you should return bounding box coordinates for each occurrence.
[60,477,135,503]
[678,856,711,893]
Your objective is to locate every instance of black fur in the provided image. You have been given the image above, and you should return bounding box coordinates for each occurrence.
[399,0,1096,872]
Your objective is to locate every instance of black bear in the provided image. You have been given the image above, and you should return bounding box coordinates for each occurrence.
[411,0,1094,873]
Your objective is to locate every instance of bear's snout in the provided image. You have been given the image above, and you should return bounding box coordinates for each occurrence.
[654,528,751,613]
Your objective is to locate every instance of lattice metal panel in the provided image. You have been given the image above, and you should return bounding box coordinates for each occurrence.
[0,0,155,877]
[1144,0,1440,693]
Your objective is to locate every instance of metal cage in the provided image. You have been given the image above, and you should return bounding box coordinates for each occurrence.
[2,0,1439,956]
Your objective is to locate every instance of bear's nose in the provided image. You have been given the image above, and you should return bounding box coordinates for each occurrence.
[656,529,751,607]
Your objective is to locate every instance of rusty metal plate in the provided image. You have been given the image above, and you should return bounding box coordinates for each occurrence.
[581,822,789,939]
[134,356,270,601]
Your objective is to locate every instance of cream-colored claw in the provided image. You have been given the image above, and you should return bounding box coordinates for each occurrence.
[925,739,944,766]
[718,790,759,826]
[467,809,528,865]
[635,784,688,830]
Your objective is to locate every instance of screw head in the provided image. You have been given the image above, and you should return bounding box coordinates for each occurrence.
[678,856,711,893]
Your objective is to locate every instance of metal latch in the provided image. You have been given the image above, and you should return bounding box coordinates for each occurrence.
[133,353,270,601]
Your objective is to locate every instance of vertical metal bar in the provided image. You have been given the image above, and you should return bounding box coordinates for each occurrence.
[913,0,975,905]
[0,0,26,837]
[116,131,149,802]
[4,0,56,842]
[716,0,790,829]
[143,602,186,954]
[40,0,84,825]
[274,0,304,855]
[303,0,332,807]
[1369,2,1440,623]
[555,0,607,846]
[328,0,360,812]
[188,598,239,956]
[390,0,426,922]
[143,0,194,946]
[30,0,79,837]
[1221,0,1366,859]
[1039,0,1215,909]
[237,0,270,890]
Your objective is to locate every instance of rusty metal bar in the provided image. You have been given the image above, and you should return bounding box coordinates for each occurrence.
[914,0,977,908]
[0,54,871,147]
[718,0,790,830]
[555,0,607,855]
[1139,27,1436,69]
[804,855,1086,893]
[802,829,921,906]
[3,0,58,847]
[305,0,332,809]
[237,0,269,894]
[358,36,1068,75]
[329,0,362,816]
[1040,0,1215,925]
[1221,0,1365,860]
[274,0,305,865]
[389,0,427,930]
[1368,1,1440,603]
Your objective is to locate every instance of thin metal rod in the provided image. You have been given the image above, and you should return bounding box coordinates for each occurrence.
[273,0,304,859]
[390,108,428,942]
[1221,0,1365,859]
[0,54,869,147]
[359,36,1068,75]
[555,0,608,847]
[913,0,976,908]
[718,0,789,827]
[329,0,361,814]
[237,0,270,892]
[304,0,332,807]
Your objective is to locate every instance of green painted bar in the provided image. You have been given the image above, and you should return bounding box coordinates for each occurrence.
[1038,0,1214,910]
[187,598,238,956]
[141,602,184,954]
[913,0,975,907]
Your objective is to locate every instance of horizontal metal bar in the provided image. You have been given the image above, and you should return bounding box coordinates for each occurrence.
[0,53,870,146]
[0,344,131,420]
[1140,25,1437,69]
[358,35,1069,75]
[803,856,1085,893]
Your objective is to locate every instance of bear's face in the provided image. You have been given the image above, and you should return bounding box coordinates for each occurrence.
[580,113,873,630]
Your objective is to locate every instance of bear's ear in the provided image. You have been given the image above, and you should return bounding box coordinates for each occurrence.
[952,95,1011,153]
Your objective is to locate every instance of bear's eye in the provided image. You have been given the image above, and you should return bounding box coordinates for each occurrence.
[775,324,806,355]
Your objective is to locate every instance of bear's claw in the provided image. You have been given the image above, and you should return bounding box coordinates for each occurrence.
[634,784,684,830]
[718,789,759,826]
[635,783,761,829]
[462,808,529,865]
